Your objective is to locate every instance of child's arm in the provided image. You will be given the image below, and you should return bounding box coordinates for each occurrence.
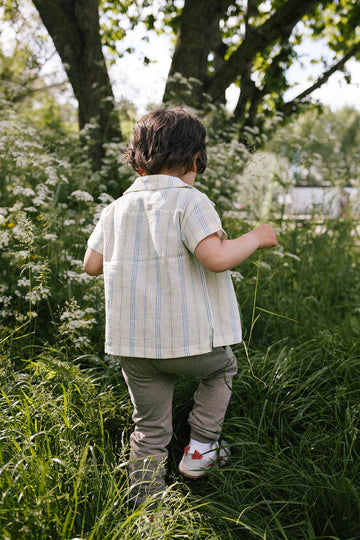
[83,247,103,276]
[194,224,277,273]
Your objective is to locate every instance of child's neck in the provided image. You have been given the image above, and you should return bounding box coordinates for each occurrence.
[158,167,196,186]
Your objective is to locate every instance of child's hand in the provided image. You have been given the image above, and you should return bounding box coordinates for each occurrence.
[195,224,278,272]
[252,224,278,249]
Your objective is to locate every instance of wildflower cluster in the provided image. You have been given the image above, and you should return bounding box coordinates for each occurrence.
[0,110,112,354]
[58,298,98,352]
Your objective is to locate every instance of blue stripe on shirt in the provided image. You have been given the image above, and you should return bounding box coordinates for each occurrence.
[177,229,190,356]
[194,201,211,235]
[215,273,225,341]
[129,211,142,356]
[143,219,150,356]
[198,263,214,342]
[154,209,162,358]
[226,271,240,340]
[189,254,201,349]
[118,208,129,338]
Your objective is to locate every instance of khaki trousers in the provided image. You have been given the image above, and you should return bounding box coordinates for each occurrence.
[120,346,238,506]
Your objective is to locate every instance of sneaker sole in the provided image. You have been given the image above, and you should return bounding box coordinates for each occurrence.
[178,459,214,479]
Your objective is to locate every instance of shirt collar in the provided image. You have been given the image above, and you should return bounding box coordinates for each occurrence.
[124,174,194,194]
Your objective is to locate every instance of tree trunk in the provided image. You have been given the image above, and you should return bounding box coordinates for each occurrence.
[32,0,122,172]
[163,0,320,118]
[163,0,232,107]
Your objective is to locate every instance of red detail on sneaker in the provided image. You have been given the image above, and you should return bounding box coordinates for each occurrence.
[192,449,203,460]
[184,445,190,457]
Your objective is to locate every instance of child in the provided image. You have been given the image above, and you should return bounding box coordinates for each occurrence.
[84,107,277,508]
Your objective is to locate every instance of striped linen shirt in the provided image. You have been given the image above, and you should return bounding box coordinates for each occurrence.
[87,174,242,358]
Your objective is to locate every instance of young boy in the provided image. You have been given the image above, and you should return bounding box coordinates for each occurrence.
[84,107,277,508]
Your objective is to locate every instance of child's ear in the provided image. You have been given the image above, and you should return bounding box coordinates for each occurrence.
[191,155,198,173]
[137,167,147,176]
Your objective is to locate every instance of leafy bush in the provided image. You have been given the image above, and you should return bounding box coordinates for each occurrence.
[0,105,135,357]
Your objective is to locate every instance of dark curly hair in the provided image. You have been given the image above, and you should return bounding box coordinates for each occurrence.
[124,107,207,175]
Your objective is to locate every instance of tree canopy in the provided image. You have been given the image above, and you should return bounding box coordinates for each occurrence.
[100,0,360,125]
[1,0,359,183]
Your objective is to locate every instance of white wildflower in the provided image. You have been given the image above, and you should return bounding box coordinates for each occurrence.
[60,309,73,320]
[98,193,114,204]
[66,270,90,283]
[0,296,12,307]
[15,155,28,168]
[22,261,43,273]
[258,261,272,270]
[0,230,10,249]
[272,250,285,258]
[105,354,122,372]
[230,271,244,284]
[64,219,76,226]
[68,258,83,268]
[81,224,94,235]
[45,167,58,186]
[9,202,24,212]
[43,233,58,241]
[13,215,35,246]
[15,312,27,322]
[223,210,243,220]
[17,277,31,288]
[71,190,94,202]
[65,319,90,330]
[285,252,301,262]
[74,336,91,349]
[12,186,35,197]
[25,285,51,302]
[33,184,51,207]
[13,250,30,262]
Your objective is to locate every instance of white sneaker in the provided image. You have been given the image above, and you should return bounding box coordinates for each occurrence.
[178,440,230,478]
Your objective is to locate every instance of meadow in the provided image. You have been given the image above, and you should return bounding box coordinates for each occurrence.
[0,110,360,539]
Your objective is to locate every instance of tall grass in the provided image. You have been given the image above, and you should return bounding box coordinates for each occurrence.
[1,111,359,538]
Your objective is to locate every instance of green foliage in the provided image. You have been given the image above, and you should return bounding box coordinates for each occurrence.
[183,91,277,216]
[0,102,133,357]
[1,102,360,538]
[266,106,360,187]
[0,1,68,109]
[309,0,360,54]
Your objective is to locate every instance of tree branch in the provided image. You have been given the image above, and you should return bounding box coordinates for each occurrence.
[281,43,360,115]
[205,0,320,101]
[12,80,69,103]
[234,26,295,124]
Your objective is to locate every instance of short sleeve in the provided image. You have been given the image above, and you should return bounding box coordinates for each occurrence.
[180,194,227,253]
[87,214,104,255]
